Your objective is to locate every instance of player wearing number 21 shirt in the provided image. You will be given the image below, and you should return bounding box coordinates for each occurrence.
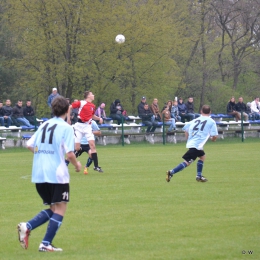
[166,105,218,183]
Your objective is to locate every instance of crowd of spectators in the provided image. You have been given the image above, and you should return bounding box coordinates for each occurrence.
[0,99,35,128]
[1,91,259,130]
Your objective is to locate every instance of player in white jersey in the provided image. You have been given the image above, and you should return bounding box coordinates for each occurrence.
[166,105,218,183]
[17,96,81,252]
[66,120,102,174]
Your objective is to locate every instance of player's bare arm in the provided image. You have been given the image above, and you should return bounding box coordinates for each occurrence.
[92,114,103,124]
[27,146,34,153]
[93,130,101,136]
[67,105,72,124]
[67,151,81,172]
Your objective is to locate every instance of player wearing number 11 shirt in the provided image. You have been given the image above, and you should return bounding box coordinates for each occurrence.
[17,96,81,252]
[166,105,218,183]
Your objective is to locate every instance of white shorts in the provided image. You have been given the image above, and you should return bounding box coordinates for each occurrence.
[73,122,94,143]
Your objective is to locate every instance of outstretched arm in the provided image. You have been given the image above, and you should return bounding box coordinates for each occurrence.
[67,105,72,124]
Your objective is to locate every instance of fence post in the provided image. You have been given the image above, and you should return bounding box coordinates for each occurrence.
[241,111,244,142]
[121,116,124,146]
[162,114,165,145]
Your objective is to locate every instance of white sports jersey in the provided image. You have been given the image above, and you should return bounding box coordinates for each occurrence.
[182,116,218,150]
[80,121,100,145]
[27,117,75,183]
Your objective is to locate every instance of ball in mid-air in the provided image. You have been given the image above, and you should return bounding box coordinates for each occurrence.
[115,34,125,44]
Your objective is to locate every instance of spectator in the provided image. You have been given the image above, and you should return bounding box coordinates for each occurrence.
[162,102,176,132]
[178,97,189,123]
[95,103,107,120]
[137,96,147,116]
[250,97,260,120]
[235,97,248,121]
[23,99,35,125]
[246,102,254,120]
[185,97,200,121]
[12,100,33,127]
[109,99,126,125]
[2,99,13,127]
[150,98,161,122]
[226,96,240,121]
[161,100,172,113]
[171,100,181,122]
[139,103,158,133]
[0,101,4,126]
[47,88,60,117]
[71,99,79,124]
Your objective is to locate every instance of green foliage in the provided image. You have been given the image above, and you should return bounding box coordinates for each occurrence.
[5,0,185,115]
[1,0,260,116]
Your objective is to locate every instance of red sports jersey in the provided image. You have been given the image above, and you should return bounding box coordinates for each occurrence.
[71,101,95,122]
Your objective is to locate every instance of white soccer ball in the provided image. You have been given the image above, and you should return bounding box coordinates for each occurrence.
[115,34,125,44]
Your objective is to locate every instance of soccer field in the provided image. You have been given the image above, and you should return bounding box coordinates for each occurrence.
[0,139,259,260]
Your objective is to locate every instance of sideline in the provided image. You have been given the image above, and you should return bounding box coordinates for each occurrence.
[21,175,31,179]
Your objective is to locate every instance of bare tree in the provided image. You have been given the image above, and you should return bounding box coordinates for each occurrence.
[211,0,260,89]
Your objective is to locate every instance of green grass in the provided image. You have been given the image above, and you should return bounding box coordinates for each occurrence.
[0,139,259,260]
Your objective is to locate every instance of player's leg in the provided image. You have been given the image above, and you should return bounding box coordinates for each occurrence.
[39,184,69,252]
[74,123,84,151]
[166,149,196,182]
[17,183,55,250]
[86,129,103,173]
[196,153,207,182]
[66,144,85,166]
[83,146,92,174]
[166,161,189,182]
[88,139,99,170]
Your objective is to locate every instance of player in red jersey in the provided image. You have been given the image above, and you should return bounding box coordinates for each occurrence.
[67,91,104,172]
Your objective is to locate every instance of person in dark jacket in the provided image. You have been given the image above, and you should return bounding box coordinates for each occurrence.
[178,97,189,123]
[23,100,35,125]
[109,99,126,125]
[139,103,158,133]
[235,97,248,121]
[2,99,13,127]
[13,100,32,127]
[137,96,147,116]
[226,96,240,121]
[0,101,4,126]
[185,97,200,121]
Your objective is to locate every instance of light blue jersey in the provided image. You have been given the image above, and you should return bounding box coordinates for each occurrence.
[182,116,218,150]
[80,121,100,145]
[27,117,75,183]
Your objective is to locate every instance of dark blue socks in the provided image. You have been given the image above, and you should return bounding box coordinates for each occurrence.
[86,157,93,167]
[197,160,204,177]
[171,162,187,174]
[27,209,53,230]
[42,213,63,246]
